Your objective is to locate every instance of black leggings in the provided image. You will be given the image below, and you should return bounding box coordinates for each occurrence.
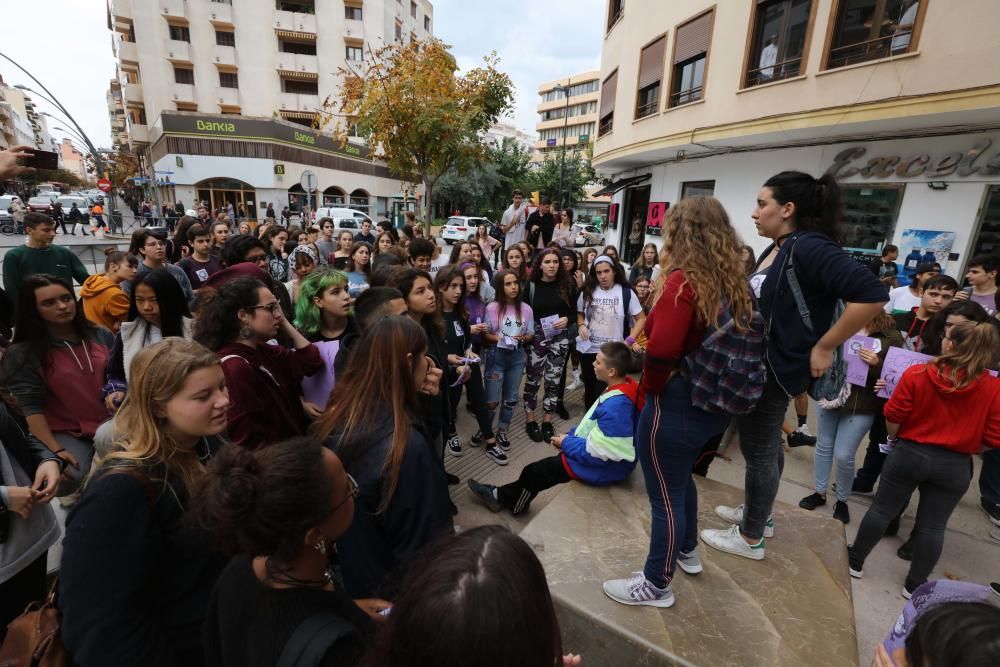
[447,364,494,440]
[497,454,572,514]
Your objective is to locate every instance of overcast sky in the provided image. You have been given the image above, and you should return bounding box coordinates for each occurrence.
[0,0,602,150]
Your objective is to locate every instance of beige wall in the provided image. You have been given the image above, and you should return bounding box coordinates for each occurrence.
[534,70,600,162]
[594,0,1000,169]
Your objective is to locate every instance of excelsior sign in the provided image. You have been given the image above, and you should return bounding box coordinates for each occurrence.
[826,138,1000,179]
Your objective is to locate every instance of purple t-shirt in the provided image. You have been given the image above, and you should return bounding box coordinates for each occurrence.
[970,290,997,316]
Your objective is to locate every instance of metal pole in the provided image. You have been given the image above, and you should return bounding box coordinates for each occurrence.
[557,82,570,207]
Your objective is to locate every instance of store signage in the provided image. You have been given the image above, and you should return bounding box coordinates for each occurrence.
[274,164,285,175]
[578,134,590,143]
[160,112,371,160]
[546,138,557,147]
[826,138,1000,179]
[646,201,668,236]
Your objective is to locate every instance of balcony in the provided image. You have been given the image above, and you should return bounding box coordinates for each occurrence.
[172,83,196,103]
[160,0,187,21]
[111,0,133,22]
[116,38,138,64]
[275,52,318,75]
[207,1,233,26]
[274,10,316,34]
[279,91,320,111]
[213,44,237,67]
[127,120,149,144]
[215,87,240,107]
[124,81,143,104]
[164,39,192,63]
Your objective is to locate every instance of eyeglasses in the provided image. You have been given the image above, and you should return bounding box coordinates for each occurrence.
[246,253,268,265]
[332,473,360,512]
[247,301,281,315]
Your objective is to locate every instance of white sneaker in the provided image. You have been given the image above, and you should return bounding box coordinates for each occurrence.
[677,548,703,575]
[796,424,814,438]
[567,370,583,391]
[602,572,675,608]
[713,504,774,538]
[700,524,765,561]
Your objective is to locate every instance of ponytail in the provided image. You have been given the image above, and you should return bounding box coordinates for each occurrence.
[763,171,842,242]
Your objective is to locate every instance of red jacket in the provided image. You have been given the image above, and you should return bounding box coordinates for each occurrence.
[640,270,705,396]
[884,363,1000,454]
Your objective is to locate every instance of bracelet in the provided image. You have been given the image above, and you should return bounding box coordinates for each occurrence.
[625,336,636,346]
[52,449,66,455]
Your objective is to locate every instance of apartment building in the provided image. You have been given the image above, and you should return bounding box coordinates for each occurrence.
[60,139,90,183]
[106,0,433,219]
[485,120,536,154]
[594,0,1000,273]
[533,71,600,163]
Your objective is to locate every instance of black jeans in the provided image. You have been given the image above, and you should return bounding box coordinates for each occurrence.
[447,365,493,440]
[498,455,571,514]
[736,373,789,540]
[853,412,889,491]
[579,352,606,409]
[0,552,47,644]
[852,441,973,588]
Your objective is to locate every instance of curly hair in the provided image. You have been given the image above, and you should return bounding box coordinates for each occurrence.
[193,277,268,350]
[294,268,349,337]
[653,196,754,330]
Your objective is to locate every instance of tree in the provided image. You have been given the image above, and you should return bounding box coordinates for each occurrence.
[527,150,597,209]
[327,38,515,232]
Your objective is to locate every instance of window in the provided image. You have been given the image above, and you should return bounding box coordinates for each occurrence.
[538,123,595,142]
[211,0,233,4]
[681,180,715,199]
[345,6,362,20]
[215,30,235,47]
[219,71,239,88]
[607,0,623,31]
[540,80,599,103]
[540,101,598,122]
[276,0,315,11]
[283,78,319,95]
[411,1,417,18]
[168,24,191,42]
[395,21,402,42]
[669,10,713,107]
[424,16,431,31]
[827,0,923,69]
[840,184,905,251]
[635,36,666,119]
[174,67,194,85]
[597,70,617,137]
[280,39,317,55]
[128,107,147,124]
[745,0,812,87]
[346,46,363,61]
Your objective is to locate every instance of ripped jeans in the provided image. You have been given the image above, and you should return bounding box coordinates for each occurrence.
[483,345,527,432]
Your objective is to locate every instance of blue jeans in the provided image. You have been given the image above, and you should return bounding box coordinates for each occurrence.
[484,346,526,432]
[980,448,1000,511]
[814,409,875,502]
[638,375,729,588]
[736,373,789,540]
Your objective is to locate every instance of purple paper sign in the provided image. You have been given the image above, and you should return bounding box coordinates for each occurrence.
[844,335,878,386]
[877,347,933,398]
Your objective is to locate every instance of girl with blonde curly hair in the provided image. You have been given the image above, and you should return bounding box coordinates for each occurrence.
[604,196,755,609]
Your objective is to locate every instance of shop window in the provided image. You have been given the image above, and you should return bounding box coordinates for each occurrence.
[215,30,235,47]
[174,67,194,85]
[745,0,813,87]
[840,184,905,252]
[597,69,617,137]
[680,180,715,199]
[607,0,623,32]
[635,35,666,119]
[669,10,713,107]
[168,24,190,42]
[827,0,924,69]
[219,71,239,88]
[970,185,1000,259]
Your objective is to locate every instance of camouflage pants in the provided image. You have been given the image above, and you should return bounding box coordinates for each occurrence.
[523,328,569,414]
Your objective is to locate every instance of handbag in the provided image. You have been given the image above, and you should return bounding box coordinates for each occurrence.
[0,578,71,667]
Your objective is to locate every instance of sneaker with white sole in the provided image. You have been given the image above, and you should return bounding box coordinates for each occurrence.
[446,434,463,457]
[602,572,675,608]
[677,549,703,575]
[485,445,508,466]
[495,431,511,451]
[713,504,774,538]
[467,479,502,512]
[567,370,583,391]
[700,524,765,561]
[469,431,485,448]
[847,546,864,578]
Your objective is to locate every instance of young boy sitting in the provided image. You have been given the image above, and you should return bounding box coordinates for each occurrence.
[468,341,639,516]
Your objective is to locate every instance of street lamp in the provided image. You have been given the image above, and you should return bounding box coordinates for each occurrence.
[555,82,571,209]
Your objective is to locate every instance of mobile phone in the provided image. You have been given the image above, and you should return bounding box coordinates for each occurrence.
[23,149,59,171]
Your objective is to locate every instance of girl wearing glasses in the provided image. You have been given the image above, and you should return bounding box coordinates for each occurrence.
[194,277,324,450]
[195,437,389,666]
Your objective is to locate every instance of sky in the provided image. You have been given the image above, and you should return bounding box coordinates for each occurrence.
[0,0,603,151]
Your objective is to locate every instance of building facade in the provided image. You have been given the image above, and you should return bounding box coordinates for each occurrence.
[59,139,90,183]
[106,0,434,220]
[485,120,536,154]
[593,0,1000,273]
[533,71,600,163]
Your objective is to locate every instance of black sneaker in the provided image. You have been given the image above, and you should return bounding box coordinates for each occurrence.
[541,422,555,443]
[446,434,463,457]
[897,538,913,561]
[470,431,485,448]
[496,431,511,451]
[485,445,508,466]
[833,501,850,524]
[798,492,827,511]
[850,479,875,497]
[847,546,864,578]
[467,479,502,512]
[902,580,922,600]
[981,500,1000,527]
[525,421,543,443]
[787,430,817,447]
[555,403,570,420]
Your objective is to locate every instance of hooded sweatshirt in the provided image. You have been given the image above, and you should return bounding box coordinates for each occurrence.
[884,363,1000,454]
[560,376,641,485]
[81,274,130,331]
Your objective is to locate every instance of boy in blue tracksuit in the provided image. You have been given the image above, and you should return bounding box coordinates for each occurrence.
[468,341,639,515]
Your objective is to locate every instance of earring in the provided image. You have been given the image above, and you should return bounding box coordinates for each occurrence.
[239,324,253,339]
[314,538,326,555]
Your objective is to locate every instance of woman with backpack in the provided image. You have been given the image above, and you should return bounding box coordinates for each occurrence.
[701,171,887,562]
[602,197,757,608]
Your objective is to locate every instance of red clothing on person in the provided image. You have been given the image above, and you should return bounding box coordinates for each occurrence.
[884,363,1000,454]
[217,341,324,450]
[639,269,705,396]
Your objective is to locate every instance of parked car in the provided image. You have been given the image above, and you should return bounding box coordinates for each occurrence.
[332,217,360,235]
[440,216,494,244]
[313,207,373,225]
[27,196,54,214]
[572,224,606,247]
[0,195,14,232]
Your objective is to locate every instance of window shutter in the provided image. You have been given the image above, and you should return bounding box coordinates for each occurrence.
[638,36,666,89]
[599,70,618,117]
[674,11,713,64]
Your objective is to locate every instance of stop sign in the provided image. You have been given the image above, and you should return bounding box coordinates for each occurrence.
[97,178,112,193]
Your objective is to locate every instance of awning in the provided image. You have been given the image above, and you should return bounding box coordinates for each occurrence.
[591,174,651,197]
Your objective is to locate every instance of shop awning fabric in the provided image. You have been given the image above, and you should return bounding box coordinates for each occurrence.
[591,174,651,197]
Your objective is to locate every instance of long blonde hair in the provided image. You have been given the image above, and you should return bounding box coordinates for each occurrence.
[930,320,1000,391]
[97,338,222,493]
[652,196,754,330]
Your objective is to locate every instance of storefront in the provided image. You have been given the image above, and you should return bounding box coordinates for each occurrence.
[605,132,1000,278]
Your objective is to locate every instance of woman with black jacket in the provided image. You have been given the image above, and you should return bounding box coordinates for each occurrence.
[701,171,888,562]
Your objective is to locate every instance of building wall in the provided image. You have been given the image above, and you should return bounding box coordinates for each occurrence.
[60,139,89,182]
[533,70,600,163]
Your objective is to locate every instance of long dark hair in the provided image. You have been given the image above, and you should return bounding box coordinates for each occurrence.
[763,171,842,242]
[362,525,563,667]
[170,215,198,263]
[490,270,525,324]
[434,265,468,323]
[529,247,574,307]
[387,267,444,338]
[582,255,630,307]
[128,269,191,338]
[448,240,473,265]
[921,300,991,356]
[11,274,97,367]
[192,277,267,351]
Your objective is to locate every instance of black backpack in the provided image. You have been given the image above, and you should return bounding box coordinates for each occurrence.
[277,610,360,667]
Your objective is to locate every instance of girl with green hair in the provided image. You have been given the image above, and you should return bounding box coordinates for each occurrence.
[294,268,356,419]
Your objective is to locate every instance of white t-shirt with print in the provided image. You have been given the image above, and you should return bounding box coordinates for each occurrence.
[576,284,643,353]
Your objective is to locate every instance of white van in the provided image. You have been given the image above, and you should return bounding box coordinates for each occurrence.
[313,207,372,224]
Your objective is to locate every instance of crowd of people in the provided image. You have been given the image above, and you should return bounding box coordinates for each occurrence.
[0,138,998,666]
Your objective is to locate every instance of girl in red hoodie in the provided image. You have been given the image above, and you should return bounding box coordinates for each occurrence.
[849,320,1000,598]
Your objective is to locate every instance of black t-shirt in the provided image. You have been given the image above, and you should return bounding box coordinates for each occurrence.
[526,211,555,246]
[203,556,372,667]
[529,279,574,320]
[178,256,223,289]
[442,310,467,358]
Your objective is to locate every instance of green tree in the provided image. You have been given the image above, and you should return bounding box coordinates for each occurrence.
[327,38,515,232]
[527,150,597,209]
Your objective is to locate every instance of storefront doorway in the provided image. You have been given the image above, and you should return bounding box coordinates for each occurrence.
[969,185,1000,262]
[195,178,258,220]
[622,185,651,265]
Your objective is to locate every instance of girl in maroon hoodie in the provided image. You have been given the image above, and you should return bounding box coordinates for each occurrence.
[0,274,113,497]
[849,320,1000,598]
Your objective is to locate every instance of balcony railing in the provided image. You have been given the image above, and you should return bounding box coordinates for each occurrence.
[745,55,803,88]
[274,9,317,34]
[276,52,318,75]
[828,31,912,69]
[173,83,196,103]
[208,0,233,24]
[213,44,237,67]
[279,91,320,111]
[164,38,192,62]
[669,86,703,108]
[216,87,240,107]
[635,99,658,120]
[124,82,144,104]
[598,115,613,137]
[160,0,187,21]
[111,0,133,22]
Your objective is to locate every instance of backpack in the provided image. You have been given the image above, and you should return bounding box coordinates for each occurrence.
[276,610,360,667]
[681,294,767,415]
